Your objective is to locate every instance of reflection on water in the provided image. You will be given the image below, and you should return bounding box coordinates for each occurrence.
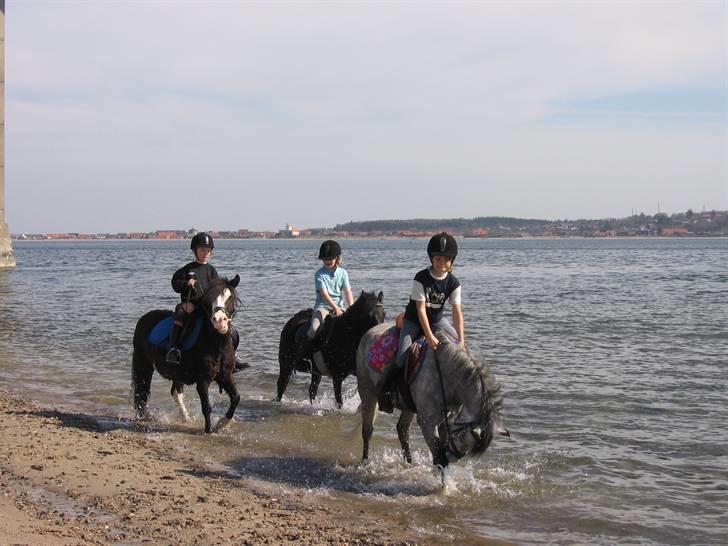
[1,238,727,545]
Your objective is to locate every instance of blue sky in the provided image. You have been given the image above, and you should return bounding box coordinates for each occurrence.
[5,1,728,233]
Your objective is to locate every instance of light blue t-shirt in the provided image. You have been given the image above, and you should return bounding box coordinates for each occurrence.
[313,265,351,310]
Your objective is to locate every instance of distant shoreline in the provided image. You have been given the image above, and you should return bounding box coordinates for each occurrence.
[11,235,728,242]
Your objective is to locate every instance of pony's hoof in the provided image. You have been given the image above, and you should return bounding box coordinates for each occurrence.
[214,417,232,431]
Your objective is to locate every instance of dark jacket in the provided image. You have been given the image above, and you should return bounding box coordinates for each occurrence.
[171,262,219,304]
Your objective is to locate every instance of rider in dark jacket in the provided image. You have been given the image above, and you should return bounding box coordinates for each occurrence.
[166,233,248,371]
[166,233,218,364]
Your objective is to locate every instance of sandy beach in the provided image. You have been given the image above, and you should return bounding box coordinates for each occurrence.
[0,388,420,545]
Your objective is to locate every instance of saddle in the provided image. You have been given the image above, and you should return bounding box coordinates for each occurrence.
[148,315,203,351]
[293,310,337,355]
[368,327,430,413]
[368,327,428,382]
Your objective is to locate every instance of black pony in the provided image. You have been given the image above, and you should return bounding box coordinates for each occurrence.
[132,275,241,433]
[276,290,385,408]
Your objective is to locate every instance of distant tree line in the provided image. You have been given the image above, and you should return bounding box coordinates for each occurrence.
[332,210,728,236]
[333,216,550,232]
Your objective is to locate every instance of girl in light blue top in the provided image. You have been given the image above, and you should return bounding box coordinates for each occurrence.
[306,240,354,339]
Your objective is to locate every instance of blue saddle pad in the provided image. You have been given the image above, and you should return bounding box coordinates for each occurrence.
[148,316,203,351]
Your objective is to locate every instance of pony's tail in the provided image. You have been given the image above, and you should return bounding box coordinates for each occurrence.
[131,319,154,418]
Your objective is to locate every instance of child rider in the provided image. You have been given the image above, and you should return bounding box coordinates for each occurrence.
[166,233,247,371]
[297,240,354,362]
[377,232,464,413]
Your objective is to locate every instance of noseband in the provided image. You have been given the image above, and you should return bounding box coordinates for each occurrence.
[211,305,232,319]
[446,419,482,459]
[433,346,488,460]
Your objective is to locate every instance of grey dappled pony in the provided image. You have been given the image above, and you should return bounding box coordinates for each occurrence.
[356,322,507,469]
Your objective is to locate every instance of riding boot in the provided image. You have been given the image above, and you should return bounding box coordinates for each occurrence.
[165,322,183,364]
[377,361,400,414]
[230,326,250,373]
[233,358,250,373]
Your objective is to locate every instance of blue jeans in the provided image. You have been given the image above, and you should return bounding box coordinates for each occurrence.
[395,317,458,369]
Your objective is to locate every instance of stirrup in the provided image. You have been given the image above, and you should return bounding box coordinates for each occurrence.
[166,348,182,365]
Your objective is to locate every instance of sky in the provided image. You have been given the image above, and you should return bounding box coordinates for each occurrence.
[5,1,728,234]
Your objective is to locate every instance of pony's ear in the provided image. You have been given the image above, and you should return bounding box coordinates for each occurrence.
[378,291,384,302]
[360,290,365,297]
[230,274,240,288]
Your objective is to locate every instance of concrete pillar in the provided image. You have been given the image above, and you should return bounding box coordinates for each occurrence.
[0,0,15,268]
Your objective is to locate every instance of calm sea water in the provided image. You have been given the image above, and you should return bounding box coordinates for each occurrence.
[1,238,726,545]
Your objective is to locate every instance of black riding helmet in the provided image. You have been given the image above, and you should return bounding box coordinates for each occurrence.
[190,232,215,250]
[318,240,342,260]
[427,232,458,259]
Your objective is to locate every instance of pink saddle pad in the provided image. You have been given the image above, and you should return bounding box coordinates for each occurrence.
[368,326,399,372]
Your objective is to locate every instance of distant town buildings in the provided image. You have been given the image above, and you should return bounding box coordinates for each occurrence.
[12,210,728,240]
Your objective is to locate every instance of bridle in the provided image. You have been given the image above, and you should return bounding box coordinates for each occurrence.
[432,345,488,460]
[205,286,241,323]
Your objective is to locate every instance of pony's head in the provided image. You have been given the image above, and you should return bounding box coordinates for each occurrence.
[435,340,505,463]
[347,290,385,328]
[199,274,241,335]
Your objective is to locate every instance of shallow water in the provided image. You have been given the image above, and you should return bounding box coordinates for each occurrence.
[1,238,727,544]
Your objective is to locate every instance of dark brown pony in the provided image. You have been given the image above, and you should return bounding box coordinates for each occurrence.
[132,275,241,433]
[275,290,385,408]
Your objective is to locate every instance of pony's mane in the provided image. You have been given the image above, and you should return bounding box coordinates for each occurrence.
[341,291,383,323]
[349,290,379,309]
[436,333,504,456]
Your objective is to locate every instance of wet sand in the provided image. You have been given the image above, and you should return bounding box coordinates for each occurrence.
[0,388,419,545]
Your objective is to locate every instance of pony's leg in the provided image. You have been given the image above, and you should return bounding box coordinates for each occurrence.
[332,375,343,409]
[213,375,241,431]
[308,373,322,404]
[360,396,378,461]
[195,380,214,433]
[171,382,190,422]
[396,411,416,464]
[275,363,292,402]
[132,350,154,419]
[419,416,449,469]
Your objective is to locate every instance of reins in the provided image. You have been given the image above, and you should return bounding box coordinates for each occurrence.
[432,347,463,459]
[432,343,485,460]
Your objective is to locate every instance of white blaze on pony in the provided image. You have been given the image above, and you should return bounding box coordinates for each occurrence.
[211,288,233,333]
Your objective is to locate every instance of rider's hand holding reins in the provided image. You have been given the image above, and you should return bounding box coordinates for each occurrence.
[416,300,441,350]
